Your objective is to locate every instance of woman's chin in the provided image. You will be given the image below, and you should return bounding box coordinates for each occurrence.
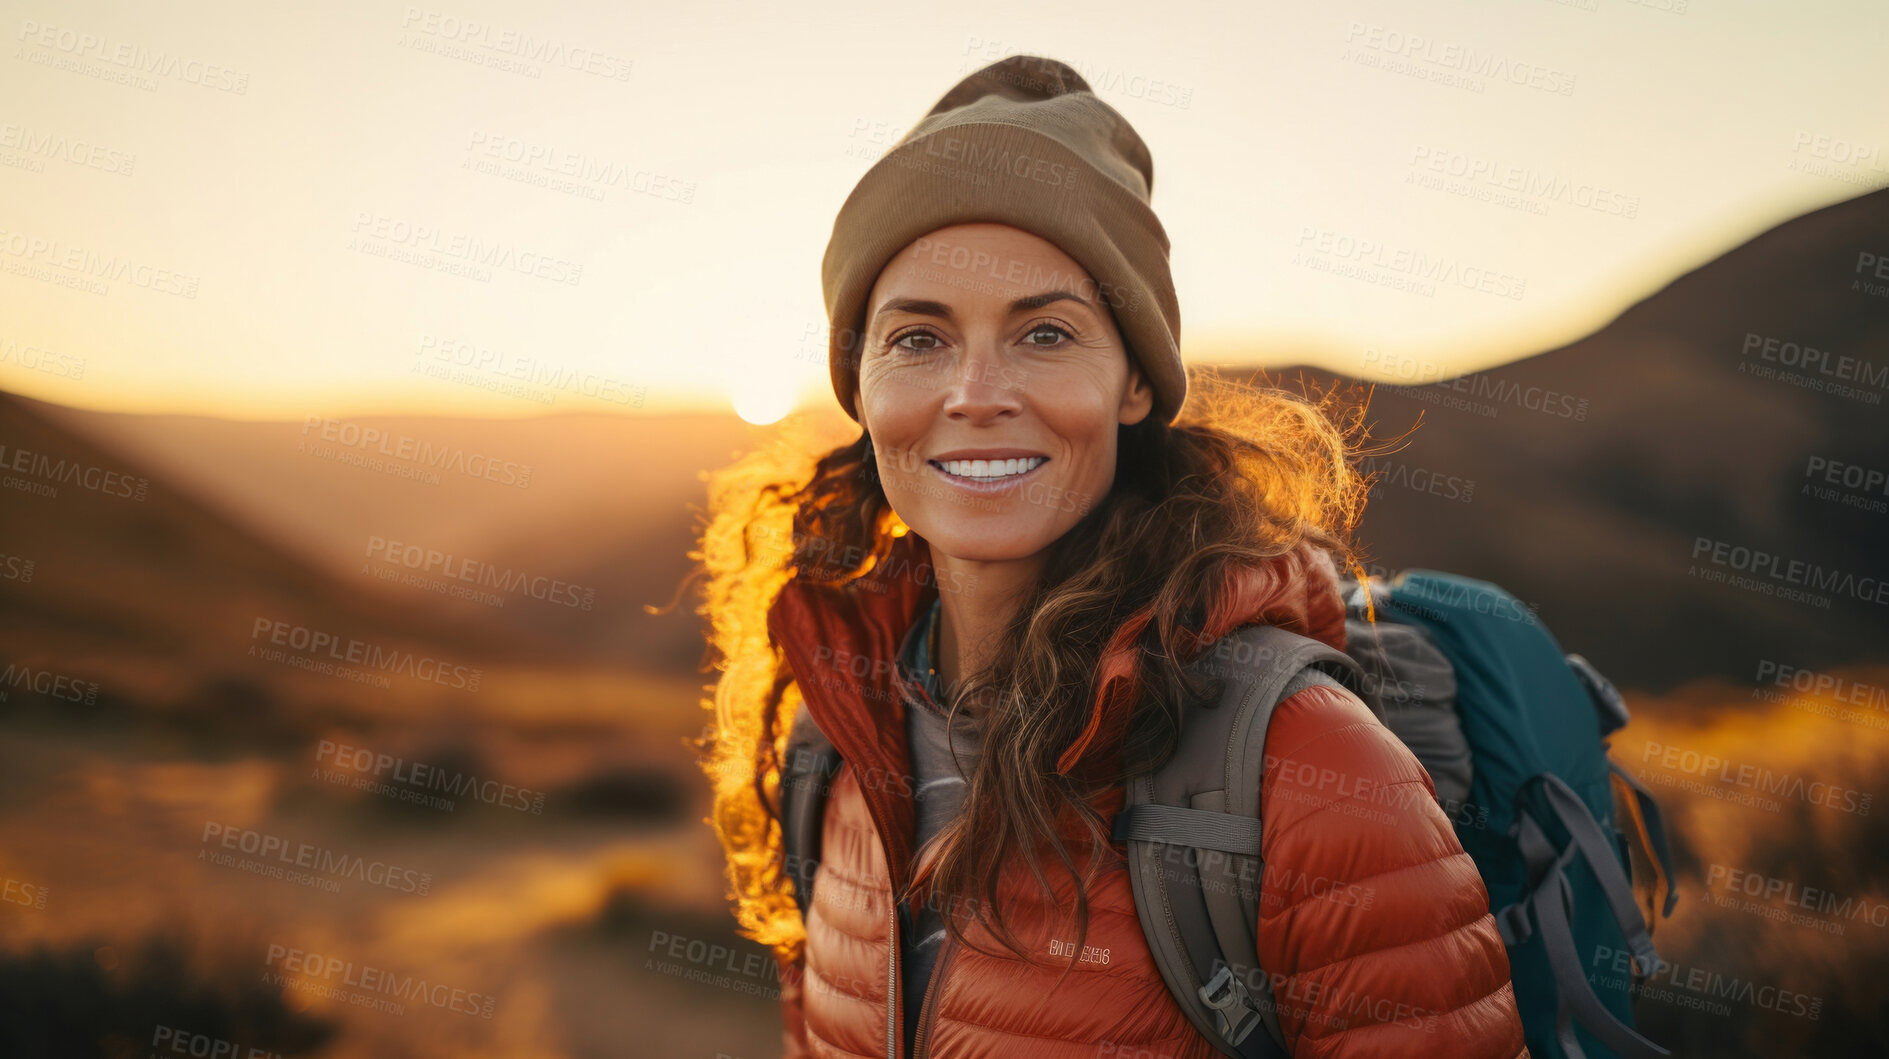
[917,524,1059,567]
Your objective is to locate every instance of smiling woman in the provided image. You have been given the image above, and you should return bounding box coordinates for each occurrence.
[696,55,1529,1059]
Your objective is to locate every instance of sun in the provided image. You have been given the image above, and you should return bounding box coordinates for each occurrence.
[730,373,800,426]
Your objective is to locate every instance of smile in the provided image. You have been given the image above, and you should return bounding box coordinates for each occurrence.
[929,456,1048,490]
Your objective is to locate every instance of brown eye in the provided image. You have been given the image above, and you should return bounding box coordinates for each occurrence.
[1024,323,1072,347]
[894,330,940,353]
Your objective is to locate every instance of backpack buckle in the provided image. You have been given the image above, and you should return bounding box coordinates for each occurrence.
[1197,965,1262,1045]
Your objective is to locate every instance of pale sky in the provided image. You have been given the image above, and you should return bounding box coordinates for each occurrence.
[2,0,1885,422]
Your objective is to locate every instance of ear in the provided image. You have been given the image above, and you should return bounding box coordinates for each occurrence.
[1118,360,1155,426]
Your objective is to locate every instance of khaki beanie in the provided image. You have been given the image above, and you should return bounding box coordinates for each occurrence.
[821,55,1185,424]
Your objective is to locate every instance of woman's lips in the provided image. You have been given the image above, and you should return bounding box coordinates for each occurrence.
[928,457,1049,494]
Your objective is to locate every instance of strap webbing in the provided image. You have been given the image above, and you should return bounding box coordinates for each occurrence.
[1112,804,1263,856]
[1513,810,1672,1059]
[1537,774,1660,975]
[781,705,840,924]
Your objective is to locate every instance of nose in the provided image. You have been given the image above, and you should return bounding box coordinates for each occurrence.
[941,341,1021,423]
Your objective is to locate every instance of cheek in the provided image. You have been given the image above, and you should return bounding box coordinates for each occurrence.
[1041,414,1120,505]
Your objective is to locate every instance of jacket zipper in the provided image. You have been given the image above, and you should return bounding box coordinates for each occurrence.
[910,933,956,1059]
[886,899,901,1059]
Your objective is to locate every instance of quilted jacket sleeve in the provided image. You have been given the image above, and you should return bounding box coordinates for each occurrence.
[777,951,811,1058]
[1256,679,1527,1059]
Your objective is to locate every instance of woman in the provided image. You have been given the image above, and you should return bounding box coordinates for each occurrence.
[698,56,1527,1058]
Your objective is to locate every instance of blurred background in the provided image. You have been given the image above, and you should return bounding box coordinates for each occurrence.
[3,1,1887,1056]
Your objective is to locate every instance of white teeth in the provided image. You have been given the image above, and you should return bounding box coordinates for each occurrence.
[937,456,1045,480]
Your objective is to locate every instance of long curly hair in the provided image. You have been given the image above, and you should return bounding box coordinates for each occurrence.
[693,367,1381,965]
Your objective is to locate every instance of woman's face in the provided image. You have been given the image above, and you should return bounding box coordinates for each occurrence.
[857,222,1154,565]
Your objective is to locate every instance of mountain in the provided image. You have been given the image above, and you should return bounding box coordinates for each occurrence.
[0,391,573,725]
[1253,186,1889,689]
[25,402,771,675]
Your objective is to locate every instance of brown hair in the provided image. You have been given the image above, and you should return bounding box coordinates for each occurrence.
[694,368,1377,964]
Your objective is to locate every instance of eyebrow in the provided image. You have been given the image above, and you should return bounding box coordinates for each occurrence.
[872,289,1093,323]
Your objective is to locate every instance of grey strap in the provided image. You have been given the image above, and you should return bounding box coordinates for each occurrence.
[1112,804,1262,855]
[1114,625,1372,1059]
[781,703,840,923]
[1513,809,1672,1059]
[1538,774,1660,975]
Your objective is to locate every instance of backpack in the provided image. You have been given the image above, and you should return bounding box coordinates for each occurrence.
[778,569,1679,1059]
[1110,569,1680,1059]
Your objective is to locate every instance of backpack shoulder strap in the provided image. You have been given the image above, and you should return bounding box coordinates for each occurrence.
[1502,773,1673,1059]
[781,700,841,927]
[1113,623,1371,1059]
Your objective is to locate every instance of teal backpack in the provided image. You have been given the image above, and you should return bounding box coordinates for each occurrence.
[1108,569,1679,1059]
[1350,571,1679,1059]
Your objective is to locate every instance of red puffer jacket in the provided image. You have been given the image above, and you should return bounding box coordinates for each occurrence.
[764,533,1527,1059]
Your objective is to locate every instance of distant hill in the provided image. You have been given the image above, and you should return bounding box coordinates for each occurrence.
[1256,186,1889,689]
[25,400,770,675]
[0,392,570,716]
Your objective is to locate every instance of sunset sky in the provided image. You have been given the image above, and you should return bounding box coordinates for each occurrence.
[3,0,1886,422]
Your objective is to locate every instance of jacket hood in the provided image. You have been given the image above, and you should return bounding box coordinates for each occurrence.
[765,528,1349,890]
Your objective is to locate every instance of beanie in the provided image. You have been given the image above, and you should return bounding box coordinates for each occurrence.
[821,55,1185,424]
